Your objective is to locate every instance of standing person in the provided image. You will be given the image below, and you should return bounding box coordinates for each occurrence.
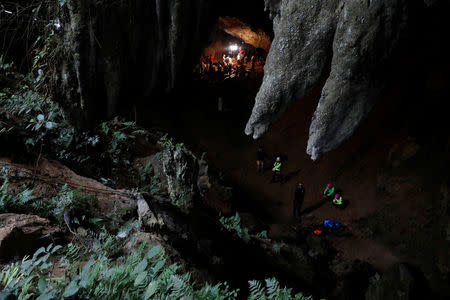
[256,147,265,173]
[293,183,305,218]
[250,55,255,72]
[217,96,223,112]
[271,157,282,183]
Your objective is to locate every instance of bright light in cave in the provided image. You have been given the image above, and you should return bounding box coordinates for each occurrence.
[229,44,238,52]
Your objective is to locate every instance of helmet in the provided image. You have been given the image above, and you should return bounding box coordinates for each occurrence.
[327,183,332,188]
[335,194,340,198]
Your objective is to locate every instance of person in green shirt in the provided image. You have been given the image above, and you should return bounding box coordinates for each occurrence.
[333,194,344,208]
[271,157,282,183]
[323,183,335,199]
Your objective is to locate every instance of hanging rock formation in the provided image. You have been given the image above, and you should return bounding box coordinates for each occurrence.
[245,0,409,160]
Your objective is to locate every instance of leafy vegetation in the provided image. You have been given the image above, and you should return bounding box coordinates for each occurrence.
[219,213,251,243]
[0,176,102,230]
[158,133,187,152]
[139,161,162,195]
[0,59,152,185]
[257,230,268,239]
[0,242,312,300]
[172,190,194,214]
[1,15,316,300]
[248,278,313,300]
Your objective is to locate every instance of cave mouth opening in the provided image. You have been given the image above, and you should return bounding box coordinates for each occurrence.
[140,13,273,155]
[137,9,275,223]
[190,16,271,114]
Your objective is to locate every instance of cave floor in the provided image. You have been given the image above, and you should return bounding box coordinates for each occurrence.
[140,76,448,293]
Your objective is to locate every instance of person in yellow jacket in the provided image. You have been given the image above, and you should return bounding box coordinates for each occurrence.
[271,157,282,183]
[333,194,344,208]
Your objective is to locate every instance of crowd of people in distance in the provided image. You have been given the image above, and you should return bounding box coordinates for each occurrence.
[193,47,265,83]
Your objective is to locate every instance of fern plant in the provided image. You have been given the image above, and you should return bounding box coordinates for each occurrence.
[0,178,35,213]
[219,213,251,243]
[1,241,316,300]
[248,277,313,300]
[139,162,162,195]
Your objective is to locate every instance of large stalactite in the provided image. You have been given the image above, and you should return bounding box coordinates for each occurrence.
[245,0,410,160]
[57,0,432,161]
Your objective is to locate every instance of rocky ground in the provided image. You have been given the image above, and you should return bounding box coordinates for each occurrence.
[140,52,449,299]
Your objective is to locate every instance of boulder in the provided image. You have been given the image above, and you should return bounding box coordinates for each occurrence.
[0,213,61,261]
[137,196,164,230]
[162,146,199,213]
[197,159,211,196]
[306,234,332,260]
[141,154,168,189]
[260,240,320,290]
[365,263,430,300]
[331,259,375,300]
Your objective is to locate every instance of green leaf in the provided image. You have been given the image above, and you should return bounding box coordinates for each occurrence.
[63,280,79,298]
[46,244,53,252]
[25,138,35,146]
[50,245,63,254]
[32,247,46,260]
[38,277,47,293]
[89,217,103,224]
[144,281,159,299]
[152,259,166,275]
[146,245,161,260]
[134,271,148,287]
[36,293,53,300]
[133,259,148,275]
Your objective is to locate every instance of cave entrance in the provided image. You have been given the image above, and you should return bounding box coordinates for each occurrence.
[193,16,270,84]
[191,16,271,114]
[140,9,274,219]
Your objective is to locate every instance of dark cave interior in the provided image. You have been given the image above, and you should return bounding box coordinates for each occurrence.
[1,0,450,299]
[137,2,450,297]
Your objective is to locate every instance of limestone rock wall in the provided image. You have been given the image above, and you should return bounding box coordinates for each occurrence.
[57,0,216,128]
[246,0,409,160]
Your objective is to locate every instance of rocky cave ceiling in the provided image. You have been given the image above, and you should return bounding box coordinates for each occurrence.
[56,0,441,160]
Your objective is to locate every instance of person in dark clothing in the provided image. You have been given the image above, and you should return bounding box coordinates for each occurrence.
[256,147,266,172]
[293,183,305,218]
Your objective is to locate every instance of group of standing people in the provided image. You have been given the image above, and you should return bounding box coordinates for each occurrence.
[255,147,346,222]
[193,49,265,84]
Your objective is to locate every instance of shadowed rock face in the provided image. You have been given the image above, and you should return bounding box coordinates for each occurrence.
[57,0,216,128]
[246,0,408,160]
[58,0,413,159]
